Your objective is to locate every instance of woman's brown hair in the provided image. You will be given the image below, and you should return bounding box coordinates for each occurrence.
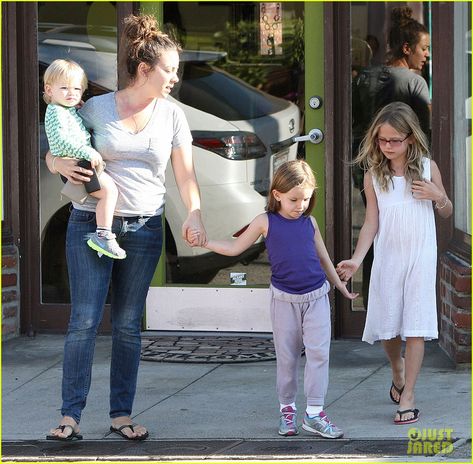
[120,14,181,84]
[387,7,428,64]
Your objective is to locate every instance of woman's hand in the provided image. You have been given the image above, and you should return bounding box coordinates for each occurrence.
[46,151,93,184]
[182,210,207,247]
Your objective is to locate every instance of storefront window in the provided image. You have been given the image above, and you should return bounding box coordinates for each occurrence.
[453,2,471,236]
[38,2,117,303]
[38,2,306,300]
[163,2,305,285]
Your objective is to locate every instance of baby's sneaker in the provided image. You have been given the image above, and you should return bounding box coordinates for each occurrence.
[278,406,298,436]
[87,232,126,259]
[302,411,343,439]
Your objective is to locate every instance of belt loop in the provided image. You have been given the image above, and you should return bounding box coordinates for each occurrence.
[122,218,128,234]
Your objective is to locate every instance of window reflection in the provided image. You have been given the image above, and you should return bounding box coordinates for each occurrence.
[453,3,471,235]
[163,2,305,286]
[39,2,117,303]
[39,2,305,299]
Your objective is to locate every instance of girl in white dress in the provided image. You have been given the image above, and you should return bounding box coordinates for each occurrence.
[337,102,452,425]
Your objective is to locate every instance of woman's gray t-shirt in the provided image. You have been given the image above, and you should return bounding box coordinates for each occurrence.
[388,67,431,135]
[76,92,192,216]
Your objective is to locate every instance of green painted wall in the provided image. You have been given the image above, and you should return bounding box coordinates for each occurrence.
[304,2,325,238]
[140,2,166,287]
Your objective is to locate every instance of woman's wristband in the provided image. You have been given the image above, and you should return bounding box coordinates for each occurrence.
[435,195,449,209]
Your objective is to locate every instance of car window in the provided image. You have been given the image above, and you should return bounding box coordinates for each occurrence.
[173,62,290,120]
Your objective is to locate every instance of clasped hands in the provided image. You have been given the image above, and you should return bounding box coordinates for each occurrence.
[49,153,101,184]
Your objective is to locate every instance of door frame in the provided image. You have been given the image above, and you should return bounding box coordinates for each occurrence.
[7,2,135,333]
[329,2,455,338]
[325,3,367,338]
[8,1,454,335]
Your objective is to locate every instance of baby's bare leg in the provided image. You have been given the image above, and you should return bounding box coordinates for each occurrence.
[89,172,118,228]
[87,173,125,259]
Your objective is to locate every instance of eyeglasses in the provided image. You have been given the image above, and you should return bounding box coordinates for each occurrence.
[377,133,412,148]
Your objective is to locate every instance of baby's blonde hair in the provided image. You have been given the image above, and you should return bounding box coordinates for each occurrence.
[267,159,317,216]
[355,102,430,191]
[43,59,88,104]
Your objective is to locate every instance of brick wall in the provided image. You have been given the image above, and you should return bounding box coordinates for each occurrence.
[439,251,472,365]
[2,244,20,340]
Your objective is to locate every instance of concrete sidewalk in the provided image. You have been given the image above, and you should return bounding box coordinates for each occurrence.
[2,334,471,461]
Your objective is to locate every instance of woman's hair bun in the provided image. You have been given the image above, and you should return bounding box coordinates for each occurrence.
[123,14,162,42]
[120,13,180,83]
[391,6,413,27]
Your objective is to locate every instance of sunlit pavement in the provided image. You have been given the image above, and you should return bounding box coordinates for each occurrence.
[2,334,470,461]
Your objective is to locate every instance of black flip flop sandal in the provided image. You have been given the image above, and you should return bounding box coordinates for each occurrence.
[389,382,405,404]
[394,408,420,425]
[110,424,149,441]
[46,424,83,441]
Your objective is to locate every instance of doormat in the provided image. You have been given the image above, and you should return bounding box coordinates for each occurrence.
[141,335,276,363]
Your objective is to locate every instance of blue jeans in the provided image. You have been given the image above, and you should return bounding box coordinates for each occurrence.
[62,208,163,423]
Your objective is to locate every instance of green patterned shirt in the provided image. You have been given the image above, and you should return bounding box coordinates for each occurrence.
[45,104,99,161]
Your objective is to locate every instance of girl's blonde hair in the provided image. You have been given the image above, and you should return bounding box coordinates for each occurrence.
[267,159,317,216]
[355,101,430,191]
[121,14,181,84]
[43,59,88,104]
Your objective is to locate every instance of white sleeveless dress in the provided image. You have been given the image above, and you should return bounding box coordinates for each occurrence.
[362,157,438,344]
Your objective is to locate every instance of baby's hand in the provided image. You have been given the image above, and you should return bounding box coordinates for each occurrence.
[90,152,103,168]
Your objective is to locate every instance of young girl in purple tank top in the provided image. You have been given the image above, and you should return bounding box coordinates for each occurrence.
[192,160,357,438]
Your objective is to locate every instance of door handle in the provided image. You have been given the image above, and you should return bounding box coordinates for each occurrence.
[293,128,324,144]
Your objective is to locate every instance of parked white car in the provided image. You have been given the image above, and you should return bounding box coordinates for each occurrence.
[39,26,300,290]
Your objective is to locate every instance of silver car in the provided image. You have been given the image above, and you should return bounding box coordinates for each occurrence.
[39,25,300,294]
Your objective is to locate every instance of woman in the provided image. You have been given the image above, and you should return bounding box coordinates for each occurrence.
[46,14,207,441]
[384,6,431,137]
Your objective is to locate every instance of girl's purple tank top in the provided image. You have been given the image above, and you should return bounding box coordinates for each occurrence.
[265,212,326,294]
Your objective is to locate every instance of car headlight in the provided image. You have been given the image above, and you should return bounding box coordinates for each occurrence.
[192,131,267,160]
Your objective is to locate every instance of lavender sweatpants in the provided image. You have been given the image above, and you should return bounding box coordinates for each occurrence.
[270,280,331,406]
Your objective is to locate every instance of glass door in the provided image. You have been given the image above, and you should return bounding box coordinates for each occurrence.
[145,2,325,332]
[343,2,432,336]
[38,2,118,306]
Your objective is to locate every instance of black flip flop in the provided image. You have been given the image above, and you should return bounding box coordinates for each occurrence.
[46,424,83,441]
[389,382,405,404]
[394,408,420,425]
[110,424,149,441]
